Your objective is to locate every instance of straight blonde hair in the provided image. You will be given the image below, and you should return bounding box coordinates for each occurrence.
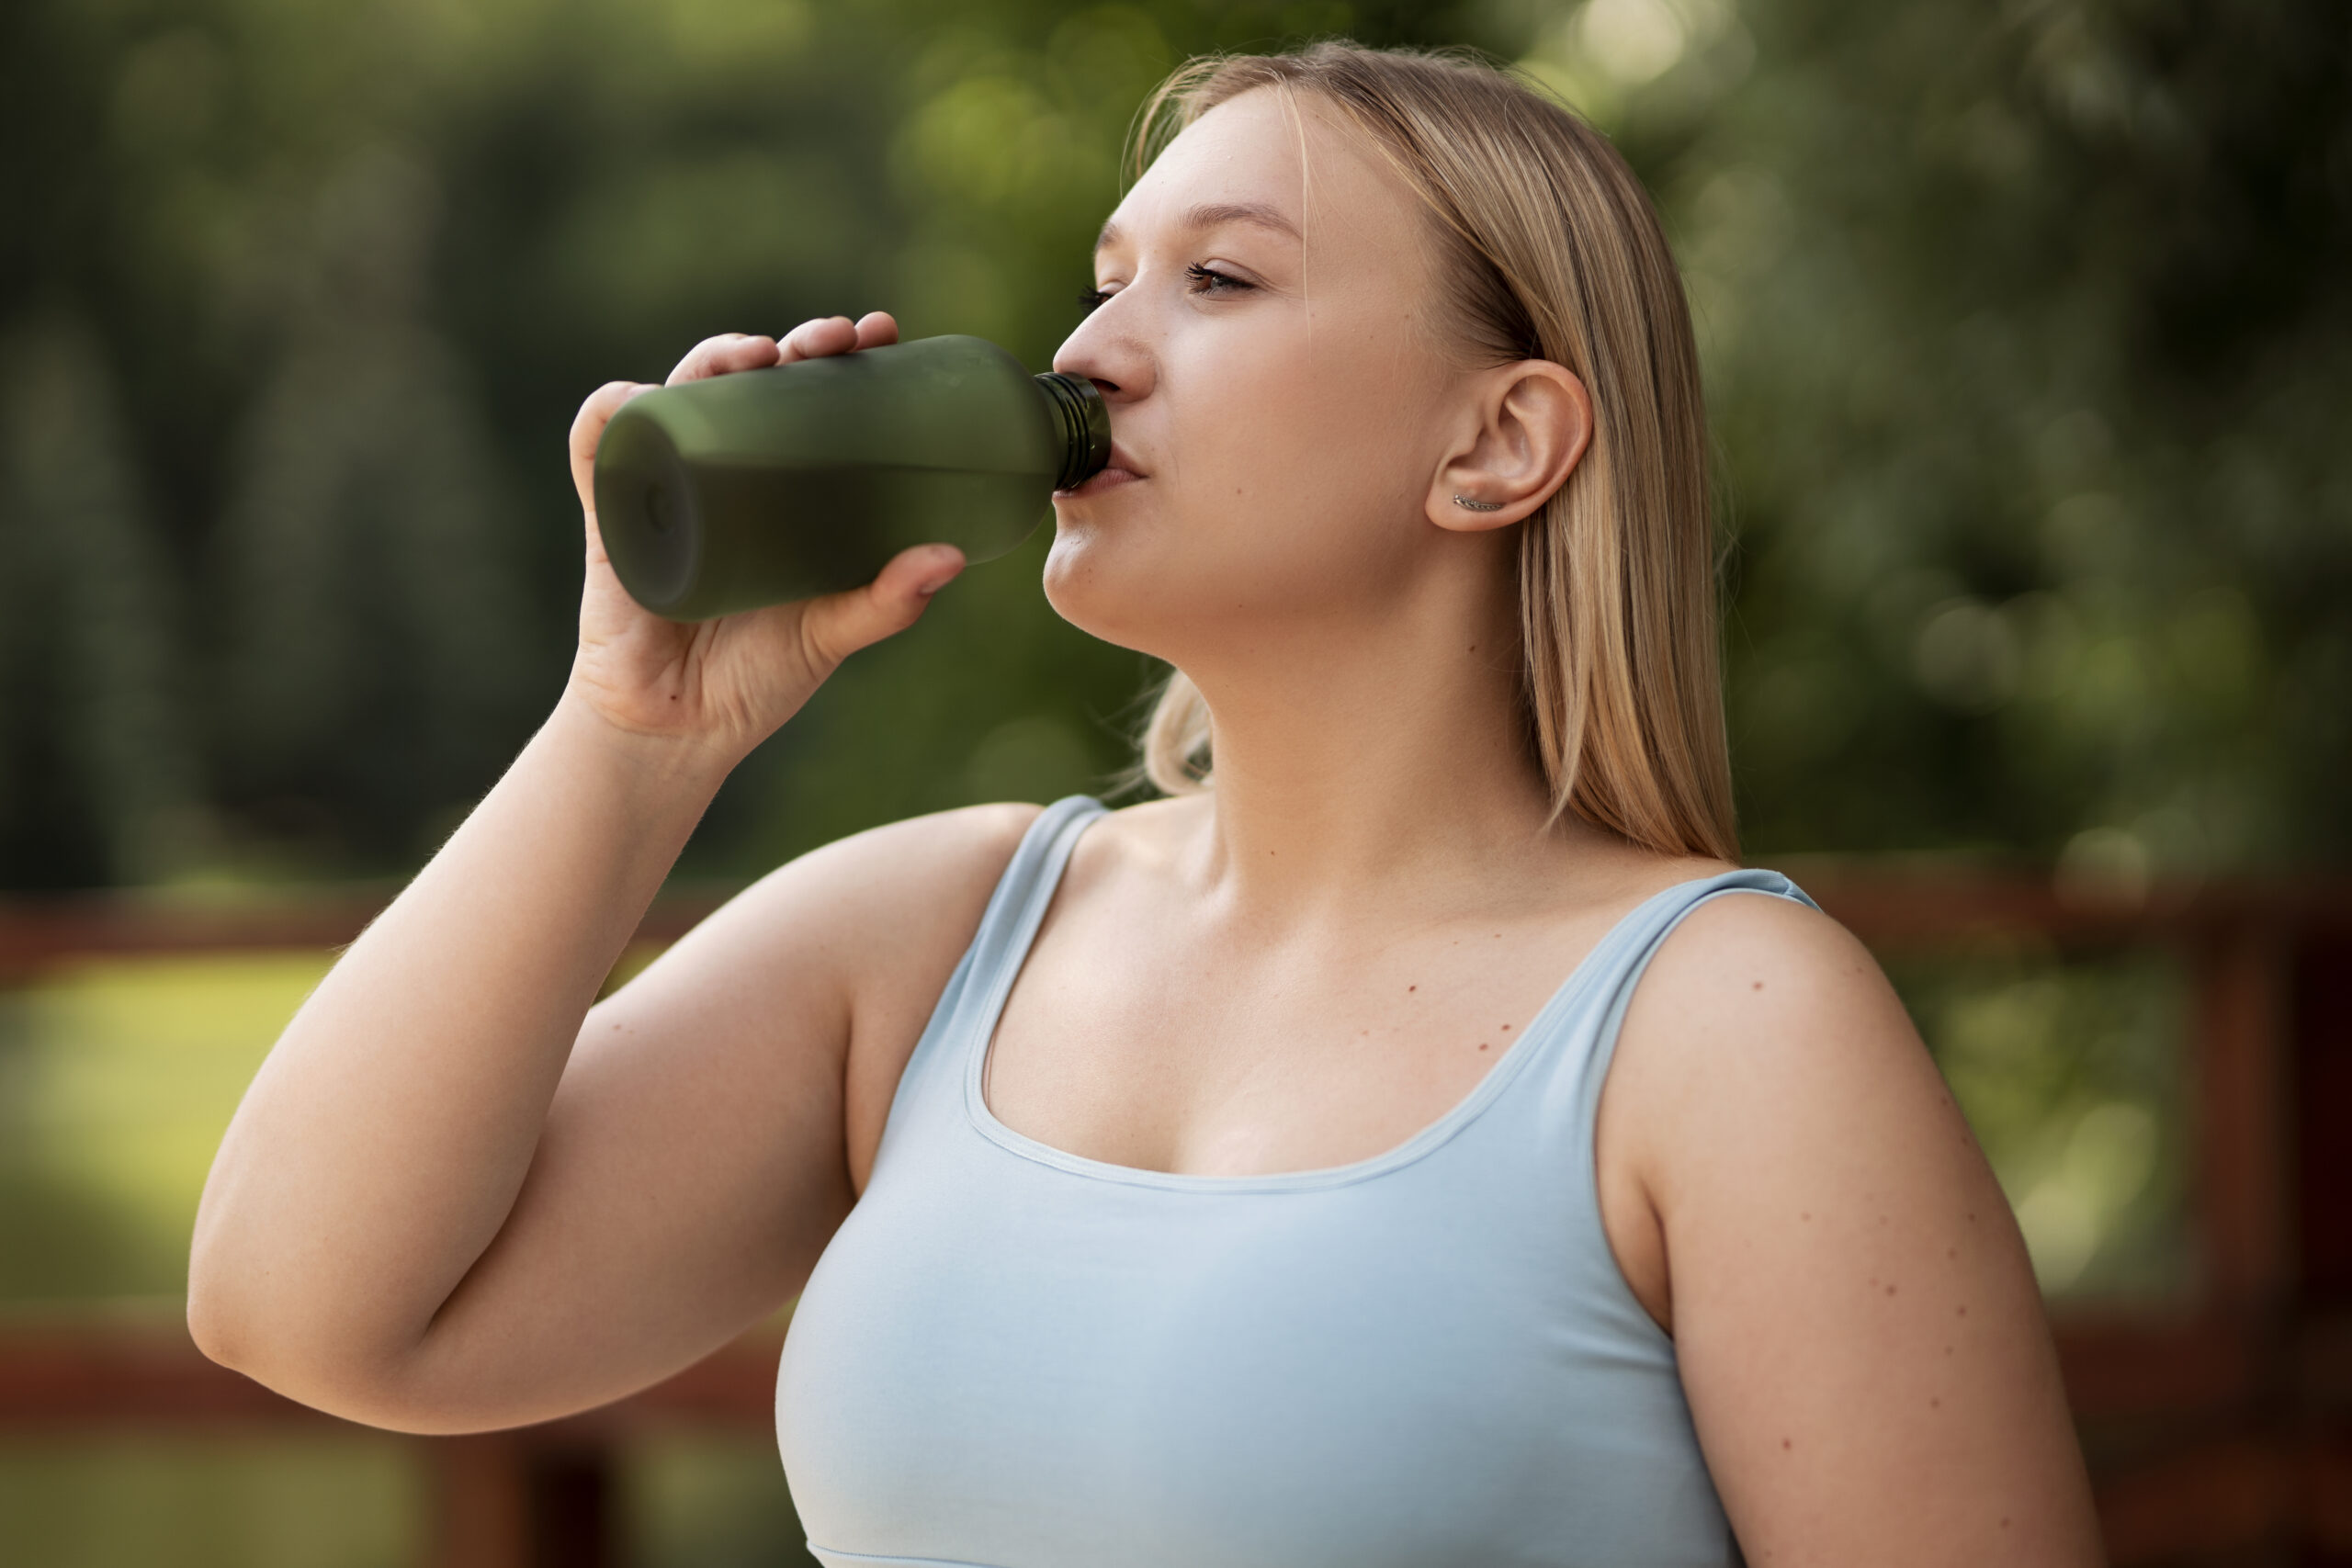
[1121,39,1738,863]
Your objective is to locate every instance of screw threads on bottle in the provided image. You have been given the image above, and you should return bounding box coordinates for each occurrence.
[1035,372,1113,491]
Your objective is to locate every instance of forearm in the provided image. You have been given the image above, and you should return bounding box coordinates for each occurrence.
[187,688,737,1395]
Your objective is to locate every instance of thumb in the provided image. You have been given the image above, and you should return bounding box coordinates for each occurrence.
[796,545,967,671]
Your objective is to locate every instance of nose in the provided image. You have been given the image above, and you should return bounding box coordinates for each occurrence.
[1052,301,1150,403]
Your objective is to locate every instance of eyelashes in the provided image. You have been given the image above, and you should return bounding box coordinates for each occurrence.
[1184,262,1250,297]
[1078,264,1253,316]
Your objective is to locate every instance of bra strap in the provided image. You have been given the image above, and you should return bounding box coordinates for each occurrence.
[947,795,1107,1058]
[1566,871,1819,1147]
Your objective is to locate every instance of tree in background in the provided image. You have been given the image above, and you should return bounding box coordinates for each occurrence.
[0,0,2343,890]
[1620,0,2352,878]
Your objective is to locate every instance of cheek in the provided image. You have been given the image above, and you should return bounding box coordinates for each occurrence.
[1192,344,1408,512]
[1040,335,1433,650]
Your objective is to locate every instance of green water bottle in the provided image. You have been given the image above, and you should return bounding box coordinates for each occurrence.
[591,333,1112,621]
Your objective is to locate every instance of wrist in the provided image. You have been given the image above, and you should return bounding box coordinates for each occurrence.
[547,680,749,798]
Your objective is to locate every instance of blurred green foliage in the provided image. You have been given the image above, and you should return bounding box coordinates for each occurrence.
[0,950,332,1302]
[632,1431,820,1568]
[0,0,1462,889]
[0,1427,822,1568]
[1893,942,2190,1301]
[0,1432,423,1568]
[3,0,2342,889]
[1634,0,2352,874]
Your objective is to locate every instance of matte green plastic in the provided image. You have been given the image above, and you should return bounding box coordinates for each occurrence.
[592,334,1112,622]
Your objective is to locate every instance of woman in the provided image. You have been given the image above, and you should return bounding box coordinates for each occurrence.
[190,40,2104,1568]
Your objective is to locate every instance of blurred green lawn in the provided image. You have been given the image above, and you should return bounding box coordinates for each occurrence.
[0,953,818,1568]
[0,1428,815,1568]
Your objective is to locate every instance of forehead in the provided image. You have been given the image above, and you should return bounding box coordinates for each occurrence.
[1094,85,1423,262]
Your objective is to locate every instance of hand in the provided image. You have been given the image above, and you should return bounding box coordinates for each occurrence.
[562,311,966,765]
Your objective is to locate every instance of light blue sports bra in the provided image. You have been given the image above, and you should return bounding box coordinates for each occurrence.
[776,795,1815,1567]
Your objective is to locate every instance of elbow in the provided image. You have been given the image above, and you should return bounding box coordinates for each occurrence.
[185,1226,257,1375]
[184,1302,447,1432]
[183,1247,434,1431]
[185,1278,243,1375]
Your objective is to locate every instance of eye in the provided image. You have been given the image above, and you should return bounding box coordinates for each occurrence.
[1184,263,1251,297]
[1078,286,1114,315]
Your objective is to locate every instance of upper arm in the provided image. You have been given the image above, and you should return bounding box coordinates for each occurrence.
[397,801,1042,1431]
[1606,892,2105,1565]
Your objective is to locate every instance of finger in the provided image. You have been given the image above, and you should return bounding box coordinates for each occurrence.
[794,544,966,673]
[853,310,899,349]
[775,315,858,364]
[666,333,782,388]
[571,380,657,511]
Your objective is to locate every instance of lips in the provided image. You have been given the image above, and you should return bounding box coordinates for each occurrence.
[1059,441,1148,497]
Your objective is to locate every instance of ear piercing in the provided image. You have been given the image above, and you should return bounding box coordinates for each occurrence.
[1452,494,1504,512]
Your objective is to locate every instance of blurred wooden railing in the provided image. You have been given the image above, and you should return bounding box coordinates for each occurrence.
[1,868,2348,1567]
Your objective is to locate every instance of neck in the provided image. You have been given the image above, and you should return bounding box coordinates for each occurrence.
[1168,544,1602,922]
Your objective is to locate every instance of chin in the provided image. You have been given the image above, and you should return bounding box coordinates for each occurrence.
[1040,514,1201,662]
[1041,522,1142,651]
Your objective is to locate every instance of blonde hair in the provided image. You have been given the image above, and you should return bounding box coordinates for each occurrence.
[1119,39,1738,863]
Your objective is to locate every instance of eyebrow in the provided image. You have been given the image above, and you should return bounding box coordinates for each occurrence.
[1094,200,1304,257]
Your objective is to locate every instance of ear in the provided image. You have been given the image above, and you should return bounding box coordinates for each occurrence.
[1424,361,1594,533]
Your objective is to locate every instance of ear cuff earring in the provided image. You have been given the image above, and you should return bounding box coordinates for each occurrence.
[1452,494,1504,512]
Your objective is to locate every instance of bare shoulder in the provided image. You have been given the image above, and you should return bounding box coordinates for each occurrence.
[600,798,1046,1012]
[1618,882,1921,1104]
[749,798,1049,968]
[1607,884,1960,1256]
[601,800,1046,1181]
[1605,884,2104,1562]
[783,801,1049,1189]
[1650,877,1890,1014]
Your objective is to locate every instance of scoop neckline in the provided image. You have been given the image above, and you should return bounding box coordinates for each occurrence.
[957,802,1745,1195]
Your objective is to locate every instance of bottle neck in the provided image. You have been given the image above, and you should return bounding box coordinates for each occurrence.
[1034,373,1112,490]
